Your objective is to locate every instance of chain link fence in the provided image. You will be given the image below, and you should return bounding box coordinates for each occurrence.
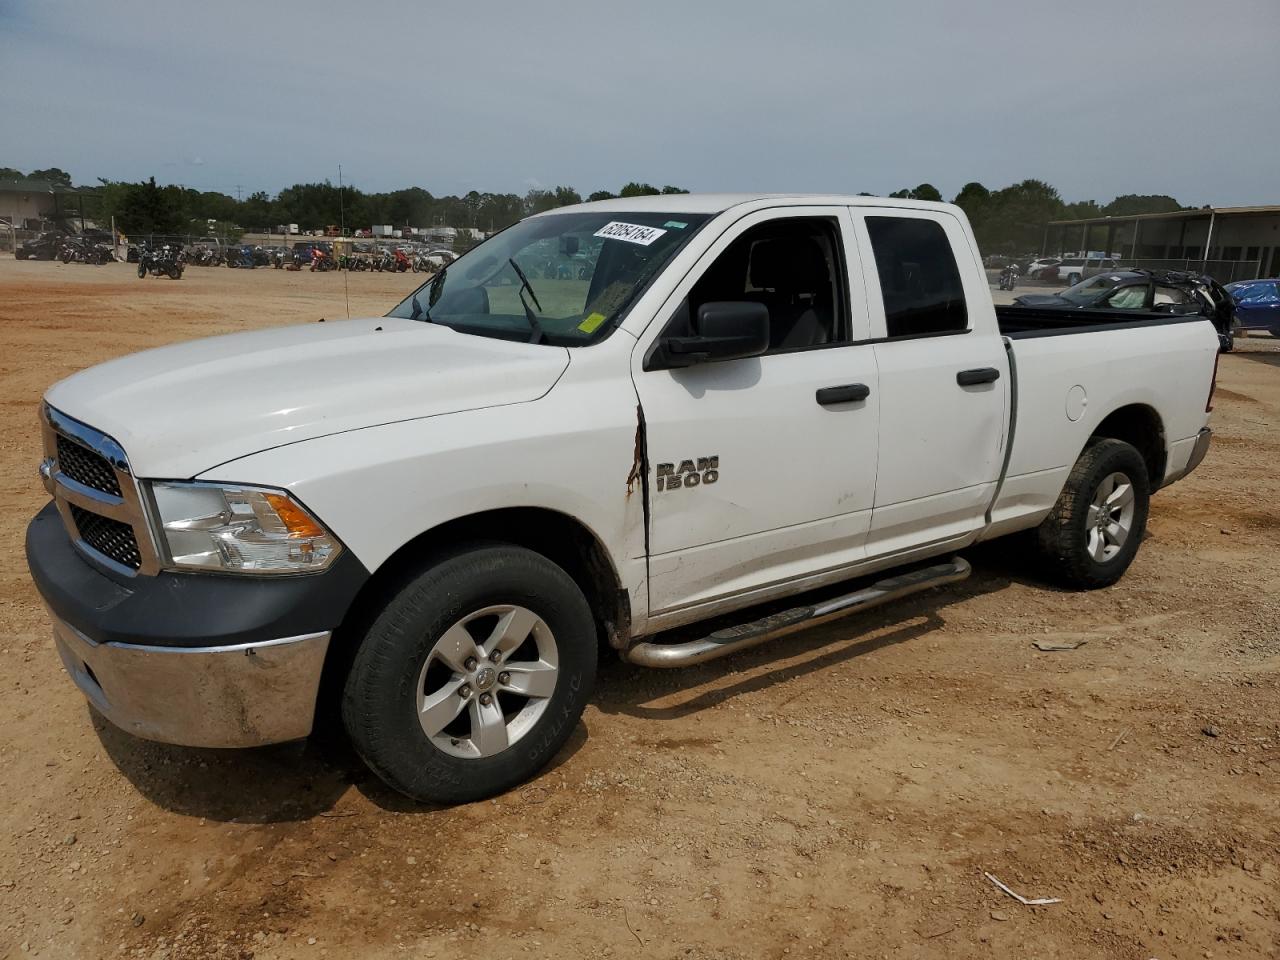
[1121,258,1263,284]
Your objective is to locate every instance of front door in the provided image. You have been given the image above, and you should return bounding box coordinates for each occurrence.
[633,208,880,617]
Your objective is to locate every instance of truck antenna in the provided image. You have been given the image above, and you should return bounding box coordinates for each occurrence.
[339,164,350,319]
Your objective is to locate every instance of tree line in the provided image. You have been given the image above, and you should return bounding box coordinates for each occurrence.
[887,180,1188,253]
[2,164,1192,253]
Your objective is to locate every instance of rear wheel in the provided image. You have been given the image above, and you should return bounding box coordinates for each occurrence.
[342,544,597,805]
[1035,438,1149,589]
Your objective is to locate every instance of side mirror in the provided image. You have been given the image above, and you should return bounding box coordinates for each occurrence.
[649,301,770,370]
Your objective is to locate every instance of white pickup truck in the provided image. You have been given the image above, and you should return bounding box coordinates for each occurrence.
[26,194,1218,803]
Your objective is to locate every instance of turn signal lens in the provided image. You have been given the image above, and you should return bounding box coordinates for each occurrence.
[264,492,326,539]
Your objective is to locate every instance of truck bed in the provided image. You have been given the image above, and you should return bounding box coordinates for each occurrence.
[995,304,1209,338]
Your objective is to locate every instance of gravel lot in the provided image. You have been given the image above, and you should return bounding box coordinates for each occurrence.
[1,259,1277,959]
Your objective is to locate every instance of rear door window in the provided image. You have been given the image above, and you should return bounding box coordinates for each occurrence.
[865,216,967,337]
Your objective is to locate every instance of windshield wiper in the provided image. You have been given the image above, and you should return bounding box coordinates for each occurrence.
[410,267,447,322]
[508,258,545,344]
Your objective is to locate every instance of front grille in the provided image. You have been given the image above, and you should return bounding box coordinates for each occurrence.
[69,504,142,570]
[56,434,122,497]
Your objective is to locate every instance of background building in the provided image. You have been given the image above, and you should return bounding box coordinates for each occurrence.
[1044,206,1280,282]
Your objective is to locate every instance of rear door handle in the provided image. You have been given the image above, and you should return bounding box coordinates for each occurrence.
[816,383,871,405]
[956,367,1000,386]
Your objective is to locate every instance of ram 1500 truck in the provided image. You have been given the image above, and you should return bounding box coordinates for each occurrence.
[26,195,1218,803]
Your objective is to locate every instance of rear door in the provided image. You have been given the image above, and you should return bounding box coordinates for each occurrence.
[1235,281,1280,330]
[633,207,880,616]
[849,208,1010,557]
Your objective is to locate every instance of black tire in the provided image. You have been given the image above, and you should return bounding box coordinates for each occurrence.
[1035,438,1150,589]
[137,262,146,279]
[342,544,597,805]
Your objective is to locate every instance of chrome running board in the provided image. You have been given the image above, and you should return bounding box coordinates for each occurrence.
[623,557,971,669]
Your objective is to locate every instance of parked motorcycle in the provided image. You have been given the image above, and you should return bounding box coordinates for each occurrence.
[137,244,184,280]
[226,245,257,269]
[998,263,1021,291]
[59,237,113,264]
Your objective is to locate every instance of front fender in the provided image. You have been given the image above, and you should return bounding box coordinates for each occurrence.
[198,396,648,615]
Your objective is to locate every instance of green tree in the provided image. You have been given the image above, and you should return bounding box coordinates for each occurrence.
[0,167,23,181]
[619,182,660,197]
[112,177,185,237]
[976,179,1063,253]
[587,190,616,202]
[552,186,582,207]
[523,189,557,215]
[1102,194,1183,217]
[889,183,943,201]
[1061,199,1101,221]
[27,167,73,188]
[660,185,689,194]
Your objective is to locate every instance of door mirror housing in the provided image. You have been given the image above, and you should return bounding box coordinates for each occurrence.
[648,301,771,370]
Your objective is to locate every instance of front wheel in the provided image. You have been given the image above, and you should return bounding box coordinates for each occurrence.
[137,262,146,278]
[342,544,597,805]
[1035,438,1150,589]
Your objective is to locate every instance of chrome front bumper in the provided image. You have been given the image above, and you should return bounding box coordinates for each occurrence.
[51,612,330,748]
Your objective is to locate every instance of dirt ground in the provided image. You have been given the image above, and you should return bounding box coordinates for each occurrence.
[0,259,1276,960]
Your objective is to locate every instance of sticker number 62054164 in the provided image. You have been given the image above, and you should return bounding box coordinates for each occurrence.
[593,221,667,246]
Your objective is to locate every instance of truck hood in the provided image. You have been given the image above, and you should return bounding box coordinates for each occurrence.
[45,317,569,478]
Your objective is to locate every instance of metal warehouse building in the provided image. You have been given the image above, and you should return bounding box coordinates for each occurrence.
[1044,205,1280,282]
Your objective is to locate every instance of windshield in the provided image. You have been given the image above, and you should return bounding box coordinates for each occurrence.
[1060,274,1123,305]
[388,211,709,345]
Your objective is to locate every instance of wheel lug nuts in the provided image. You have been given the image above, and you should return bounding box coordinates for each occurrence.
[498,672,510,685]
[458,684,472,699]
[464,657,478,671]
[489,651,502,663]
[479,693,493,706]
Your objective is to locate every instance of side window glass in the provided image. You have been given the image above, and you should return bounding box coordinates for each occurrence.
[685,218,846,352]
[865,217,967,337]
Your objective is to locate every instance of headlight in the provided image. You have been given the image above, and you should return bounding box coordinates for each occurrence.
[150,482,340,574]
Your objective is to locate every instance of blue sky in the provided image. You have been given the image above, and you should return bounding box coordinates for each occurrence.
[2,0,1277,205]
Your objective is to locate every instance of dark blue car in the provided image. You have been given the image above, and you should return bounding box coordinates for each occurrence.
[1225,279,1280,337]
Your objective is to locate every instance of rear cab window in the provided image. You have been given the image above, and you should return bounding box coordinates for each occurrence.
[862,215,968,338]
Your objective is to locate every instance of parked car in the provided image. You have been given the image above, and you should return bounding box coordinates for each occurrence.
[1025,256,1062,280]
[1014,270,1236,350]
[1050,257,1120,285]
[26,194,1219,805]
[1224,279,1280,338]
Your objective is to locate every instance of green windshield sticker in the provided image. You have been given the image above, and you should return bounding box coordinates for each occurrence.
[578,312,607,334]
[663,220,688,229]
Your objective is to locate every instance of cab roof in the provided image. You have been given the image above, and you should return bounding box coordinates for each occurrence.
[542,193,958,216]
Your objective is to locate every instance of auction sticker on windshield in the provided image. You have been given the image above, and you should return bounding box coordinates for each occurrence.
[594,221,667,246]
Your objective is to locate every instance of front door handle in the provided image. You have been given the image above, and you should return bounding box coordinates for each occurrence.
[956,367,1000,386]
[816,383,871,405]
